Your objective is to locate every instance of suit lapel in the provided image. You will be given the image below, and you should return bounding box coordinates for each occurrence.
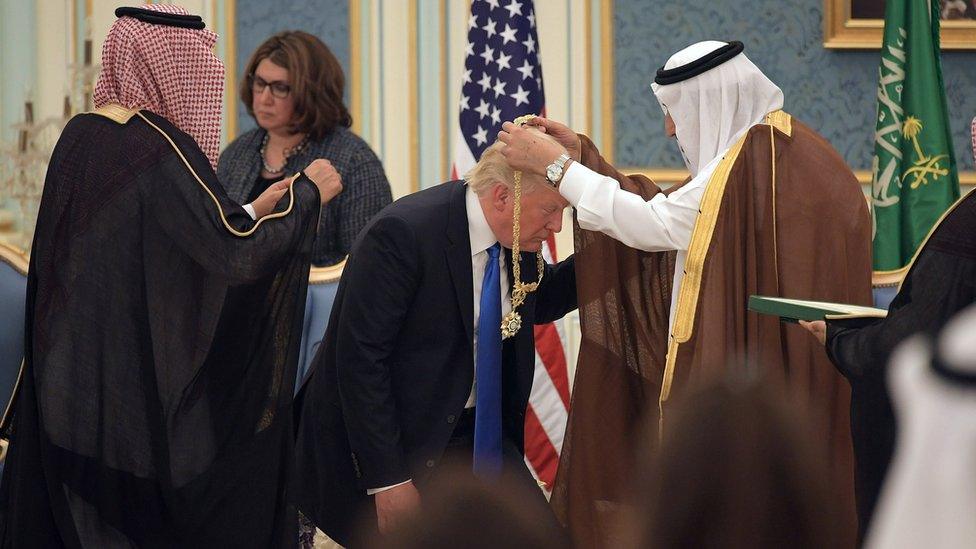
[445,182,475,345]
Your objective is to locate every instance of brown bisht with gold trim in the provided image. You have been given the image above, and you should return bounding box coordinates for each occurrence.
[0,106,321,547]
[552,112,871,548]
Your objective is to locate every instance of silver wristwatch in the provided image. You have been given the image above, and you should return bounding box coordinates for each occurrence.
[545,153,571,187]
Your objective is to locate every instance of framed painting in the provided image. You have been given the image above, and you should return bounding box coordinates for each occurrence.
[824,0,976,49]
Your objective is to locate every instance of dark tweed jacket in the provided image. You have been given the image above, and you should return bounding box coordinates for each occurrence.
[218,126,392,266]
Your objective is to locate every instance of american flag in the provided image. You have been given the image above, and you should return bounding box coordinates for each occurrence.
[450,0,570,493]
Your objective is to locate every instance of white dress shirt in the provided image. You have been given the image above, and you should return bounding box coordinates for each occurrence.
[557,158,719,329]
[368,185,511,496]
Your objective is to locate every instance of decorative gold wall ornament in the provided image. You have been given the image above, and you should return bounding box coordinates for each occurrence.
[500,114,545,340]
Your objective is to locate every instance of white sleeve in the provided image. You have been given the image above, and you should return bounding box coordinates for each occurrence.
[558,161,706,253]
[366,479,413,496]
[242,203,257,220]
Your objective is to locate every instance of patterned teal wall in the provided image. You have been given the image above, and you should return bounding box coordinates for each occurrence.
[235,0,350,137]
[613,1,976,172]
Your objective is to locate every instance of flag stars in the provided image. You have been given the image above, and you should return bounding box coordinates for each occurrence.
[477,72,493,92]
[499,24,518,45]
[492,77,507,98]
[473,125,489,146]
[483,18,498,39]
[504,0,523,18]
[475,99,491,120]
[465,41,474,57]
[462,69,472,84]
[516,59,534,80]
[485,0,500,9]
[460,95,470,111]
[468,13,478,29]
[527,12,535,27]
[510,85,530,106]
[490,106,502,125]
[497,52,512,70]
[522,35,536,53]
[480,44,496,65]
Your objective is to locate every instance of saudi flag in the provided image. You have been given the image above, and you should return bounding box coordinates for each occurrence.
[871,0,960,272]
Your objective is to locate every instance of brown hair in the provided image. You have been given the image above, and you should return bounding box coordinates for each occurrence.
[633,379,840,549]
[369,469,570,549]
[240,30,352,140]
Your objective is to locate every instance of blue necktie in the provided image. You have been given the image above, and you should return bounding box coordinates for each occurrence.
[474,243,503,478]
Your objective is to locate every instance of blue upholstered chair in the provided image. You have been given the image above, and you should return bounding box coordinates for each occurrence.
[872,270,904,310]
[296,260,345,392]
[0,243,28,469]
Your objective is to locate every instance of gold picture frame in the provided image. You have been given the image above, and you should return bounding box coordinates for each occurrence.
[824,0,976,49]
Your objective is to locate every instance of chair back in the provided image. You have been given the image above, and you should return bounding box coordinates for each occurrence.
[872,270,904,310]
[296,261,344,392]
[0,243,28,463]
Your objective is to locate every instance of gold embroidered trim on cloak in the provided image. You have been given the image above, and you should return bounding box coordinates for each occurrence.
[765,109,792,291]
[770,125,779,285]
[659,110,793,420]
[91,104,303,238]
[765,109,793,137]
[135,111,300,238]
[91,103,140,124]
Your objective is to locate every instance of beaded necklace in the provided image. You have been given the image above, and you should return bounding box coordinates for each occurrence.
[261,132,309,175]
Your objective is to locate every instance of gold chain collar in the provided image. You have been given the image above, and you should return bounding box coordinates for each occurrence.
[500,114,545,339]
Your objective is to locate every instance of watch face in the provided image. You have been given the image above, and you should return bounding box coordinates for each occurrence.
[547,165,560,181]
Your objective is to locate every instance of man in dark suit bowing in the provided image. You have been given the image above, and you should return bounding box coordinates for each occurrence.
[293,133,578,545]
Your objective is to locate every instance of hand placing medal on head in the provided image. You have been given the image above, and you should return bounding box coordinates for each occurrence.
[497,116,576,181]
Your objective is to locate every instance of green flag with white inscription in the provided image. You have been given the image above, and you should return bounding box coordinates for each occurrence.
[871,0,960,272]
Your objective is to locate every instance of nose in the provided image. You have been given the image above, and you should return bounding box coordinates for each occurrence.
[547,211,563,233]
[664,114,676,138]
[259,86,275,104]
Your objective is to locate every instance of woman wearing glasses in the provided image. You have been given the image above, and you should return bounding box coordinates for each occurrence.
[219,31,392,266]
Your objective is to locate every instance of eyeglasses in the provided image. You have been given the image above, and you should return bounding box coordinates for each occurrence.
[249,74,291,99]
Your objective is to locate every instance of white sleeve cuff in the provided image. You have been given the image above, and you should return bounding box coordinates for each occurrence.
[243,203,257,220]
[557,160,591,207]
[366,479,412,495]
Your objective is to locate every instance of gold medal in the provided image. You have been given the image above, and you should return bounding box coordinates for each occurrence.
[500,311,523,339]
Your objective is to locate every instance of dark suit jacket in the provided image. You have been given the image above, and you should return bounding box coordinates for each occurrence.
[293,181,577,545]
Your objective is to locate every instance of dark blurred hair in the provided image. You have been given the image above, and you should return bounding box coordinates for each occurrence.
[370,469,570,549]
[634,379,839,549]
[241,30,352,140]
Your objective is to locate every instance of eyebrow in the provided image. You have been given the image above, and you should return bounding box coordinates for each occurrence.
[253,75,289,85]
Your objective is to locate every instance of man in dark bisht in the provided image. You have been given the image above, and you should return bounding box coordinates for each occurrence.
[0,5,341,547]
[499,40,871,547]
[801,189,976,534]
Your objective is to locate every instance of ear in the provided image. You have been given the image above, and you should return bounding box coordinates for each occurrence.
[489,182,510,212]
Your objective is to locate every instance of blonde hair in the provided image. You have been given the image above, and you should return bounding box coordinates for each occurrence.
[464,128,558,195]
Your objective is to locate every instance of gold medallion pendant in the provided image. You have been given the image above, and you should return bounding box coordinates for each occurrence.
[500,114,545,340]
[501,311,523,339]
